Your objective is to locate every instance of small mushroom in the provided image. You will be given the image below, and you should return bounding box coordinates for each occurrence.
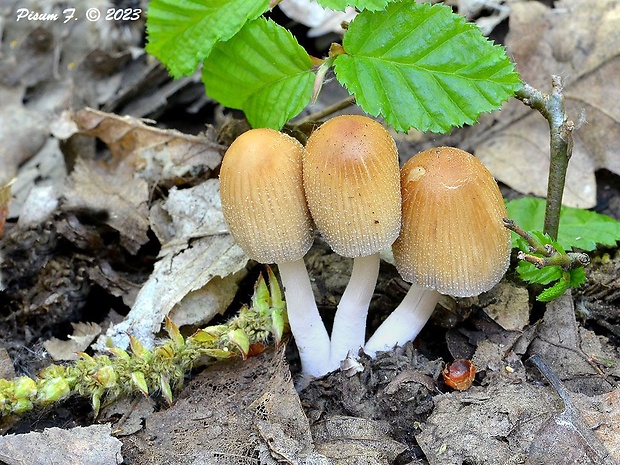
[219,128,331,377]
[364,147,511,356]
[303,115,401,368]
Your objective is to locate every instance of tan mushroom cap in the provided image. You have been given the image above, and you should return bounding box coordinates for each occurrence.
[392,147,511,297]
[303,115,401,258]
[220,128,313,264]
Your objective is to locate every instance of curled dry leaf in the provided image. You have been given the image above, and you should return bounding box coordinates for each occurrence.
[469,0,620,208]
[94,180,249,351]
[71,108,225,184]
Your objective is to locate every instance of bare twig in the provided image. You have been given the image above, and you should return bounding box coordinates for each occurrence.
[515,77,575,240]
[503,218,590,270]
[291,95,356,128]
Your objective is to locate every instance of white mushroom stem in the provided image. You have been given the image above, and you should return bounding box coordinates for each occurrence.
[329,253,380,368]
[278,259,332,377]
[363,284,440,358]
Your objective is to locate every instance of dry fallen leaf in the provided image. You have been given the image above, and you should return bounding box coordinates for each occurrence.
[278,0,357,37]
[0,348,15,380]
[121,348,328,464]
[63,158,150,254]
[311,416,407,464]
[70,108,225,184]
[417,379,620,465]
[0,179,14,239]
[94,180,248,350]
[43,322,102,361]
[0,87,49,182]
[470,0,620,208]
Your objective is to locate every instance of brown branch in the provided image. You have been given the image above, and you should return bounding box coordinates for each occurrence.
[515,77,575,240]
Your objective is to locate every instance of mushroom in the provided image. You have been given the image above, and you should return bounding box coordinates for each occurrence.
[364,147,511,356]
[303,115,401,368]
[219,128,331,377]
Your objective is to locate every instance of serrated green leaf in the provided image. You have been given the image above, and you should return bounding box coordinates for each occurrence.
[537,273,571,302]
[506,197,620,251]
[332,1,521,133]
[146,0,270,78]
[202,18,314,129]
[517,262,562,285]
[569,267,586,287]
[316,0,393,11]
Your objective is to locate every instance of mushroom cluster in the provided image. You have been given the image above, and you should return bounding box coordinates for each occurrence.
[219,118,511,379]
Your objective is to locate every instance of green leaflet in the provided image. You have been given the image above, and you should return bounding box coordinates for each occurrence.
[536,272,571,302]
[316,0,393,11]
[202,18,314,130]
[333,1,521,133]
[506,197,620,251]
[146,0,270,78]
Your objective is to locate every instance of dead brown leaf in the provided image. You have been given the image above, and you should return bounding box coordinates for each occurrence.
[43,322,102,361]
[63,158,149,254]
[122,347,328,464]
[94,180,248,351]
[470,0,620,208]
[311,416,406,464]
[71,108,225,184]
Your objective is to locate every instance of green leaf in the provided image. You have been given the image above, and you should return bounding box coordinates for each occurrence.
[506,197,620,251]
[333,1,521,133]
[537,272,571,302]
[569,267,586,287]
[316,0,393,11]
[516,262,562,285]
[146,0,270,78]
[202,18,314,130]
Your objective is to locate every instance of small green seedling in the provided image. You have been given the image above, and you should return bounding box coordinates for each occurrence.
[506,197,620,301]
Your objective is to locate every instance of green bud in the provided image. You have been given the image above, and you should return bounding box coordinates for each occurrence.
[37,377,70,403]
[165,316,184,349]
[160,375,173,406]
[203,348,235,359]
[38,365,66,379]
[91,387,104,417]
[154,342,175,360]
[252,273,270,315]
[228,328,250,359]
[13,377,37,399]
[266,266,284,309]
[131,371,149,397]
[94,365,118,389]
[189,326,223,344]
[108,347,131,360]
[12,398,33,414]
[129,335,150,361]
[271,309,287,346]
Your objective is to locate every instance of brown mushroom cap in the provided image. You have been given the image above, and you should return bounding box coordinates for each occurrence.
[220,128,313,263]
[392,146,510,297]
[303,115,401,258]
